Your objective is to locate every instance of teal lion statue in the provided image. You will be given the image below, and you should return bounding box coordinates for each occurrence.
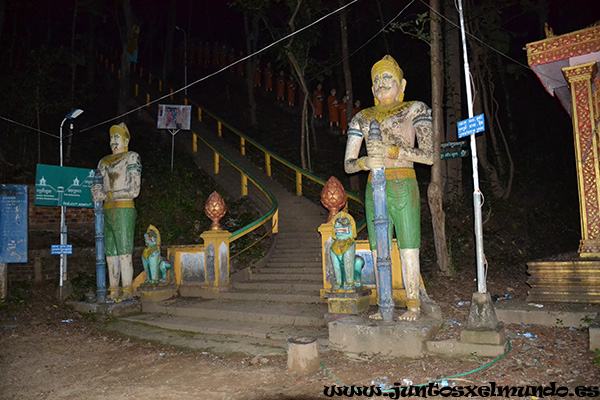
[330,212,364,290]
[141,225,172,284]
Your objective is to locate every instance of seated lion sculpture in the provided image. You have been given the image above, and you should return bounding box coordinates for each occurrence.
[330,212,364,290]
[141,225,172,285]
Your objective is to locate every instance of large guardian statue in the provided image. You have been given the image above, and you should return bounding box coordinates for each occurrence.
[91,123,142,300]
[344,55,434,321]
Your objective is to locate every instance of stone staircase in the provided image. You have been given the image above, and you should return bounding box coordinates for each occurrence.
[117,185,331,355]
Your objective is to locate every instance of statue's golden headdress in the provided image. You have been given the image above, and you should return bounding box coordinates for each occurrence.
[371,55,403,84]
[371,55,404,106]
[109,122,130,141]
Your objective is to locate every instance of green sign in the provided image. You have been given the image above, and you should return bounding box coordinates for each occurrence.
[441,148,470,160]
[35,164,95,208]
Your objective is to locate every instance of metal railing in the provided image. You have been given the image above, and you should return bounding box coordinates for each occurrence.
[100,52,364,258]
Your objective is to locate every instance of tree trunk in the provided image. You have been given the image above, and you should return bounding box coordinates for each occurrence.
[66,0,79,162]
[428,0,451,276]
[243,12,258,128]
[285,0,312,171]
[442,0,462,203]
[339,0,359,192]
[118,0,134,116]
[162,0,176,84]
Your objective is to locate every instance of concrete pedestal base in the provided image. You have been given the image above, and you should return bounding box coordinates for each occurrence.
[328,315,441,358]
[426,339,507,358]
[67,299,142,318]
[138,284,177,302]
[325,289,371,314]
[461,323,505,345]
[589,317,600,351]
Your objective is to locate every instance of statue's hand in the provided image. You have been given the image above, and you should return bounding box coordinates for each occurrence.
[366,139,387,157]
[91,184,106,202]
[364,154,384,169]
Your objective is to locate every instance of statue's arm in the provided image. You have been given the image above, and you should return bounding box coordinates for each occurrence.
[111,153,142,200]
[91,160,107,202]
[344,117,369,174]
[392,103,435,166]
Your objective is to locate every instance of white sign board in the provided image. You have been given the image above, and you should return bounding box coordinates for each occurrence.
[157,105,192,131]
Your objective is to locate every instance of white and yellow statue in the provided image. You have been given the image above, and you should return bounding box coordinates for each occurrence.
[344,55,434,321]
[91,122,142,300]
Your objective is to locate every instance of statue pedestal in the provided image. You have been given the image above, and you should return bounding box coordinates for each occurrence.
[329,315,441,359]
[137,284,177,302]
[324,288,371,315]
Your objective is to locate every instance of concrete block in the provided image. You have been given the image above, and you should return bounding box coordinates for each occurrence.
[495,300,599,327]
[328,315,441,359]
[138,285,177,303]
[68,299,142,318]
[461,323,505,345]
[325,289,371,314]
[427,339,507,358]
[590,320,600,352]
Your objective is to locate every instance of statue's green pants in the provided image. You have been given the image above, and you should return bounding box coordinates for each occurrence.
[104,207,136,257]
[365,173,420,250]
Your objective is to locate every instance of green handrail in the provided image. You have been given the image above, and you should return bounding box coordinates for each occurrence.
[190,103,366,231]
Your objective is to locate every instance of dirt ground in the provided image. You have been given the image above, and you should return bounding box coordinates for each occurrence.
[1,268,598,400]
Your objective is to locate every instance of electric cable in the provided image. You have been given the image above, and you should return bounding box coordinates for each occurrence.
[320,337,512,392]
[81,0,361,133]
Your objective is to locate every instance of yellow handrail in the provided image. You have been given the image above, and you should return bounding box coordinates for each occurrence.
[188,102,366,231]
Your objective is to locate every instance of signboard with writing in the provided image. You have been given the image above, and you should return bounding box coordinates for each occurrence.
[0,185,28,263]
[35,164,95,208]
[441,141,470,160]
[457,113,485,138]
[51,244,73,255]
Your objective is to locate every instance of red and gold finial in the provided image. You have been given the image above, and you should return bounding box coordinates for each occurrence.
[321,176,347,222]
[205,191,227,230]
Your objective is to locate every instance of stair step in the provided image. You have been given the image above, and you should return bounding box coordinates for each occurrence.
[143,298,327,327]
[104,319,326,356]
[121,314,329,345]
[211,288,321,304]
[250,273,321,282]
[233,281,322,292]
[257,266,322,274]
[264,261,322,268]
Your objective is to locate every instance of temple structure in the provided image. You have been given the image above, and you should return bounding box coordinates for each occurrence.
[526,23,600,302]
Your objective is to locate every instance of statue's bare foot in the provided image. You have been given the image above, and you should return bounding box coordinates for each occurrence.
[368,311,383,320]
[398,308,420,321]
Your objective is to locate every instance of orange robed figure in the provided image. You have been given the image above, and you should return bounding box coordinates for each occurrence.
[287,76,297,107]
[264,62,273,92]
[254,61,262,87]
[339,95,349,135]
[313,83,325,118]
[327,88,340,127]
[277,71,286,101]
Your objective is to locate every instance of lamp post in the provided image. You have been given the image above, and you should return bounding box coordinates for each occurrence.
[175,25,187,96]
[58,108,83,299]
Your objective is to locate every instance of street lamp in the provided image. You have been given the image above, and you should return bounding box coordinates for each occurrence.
[58,108,83,299]
[175,25,188,96]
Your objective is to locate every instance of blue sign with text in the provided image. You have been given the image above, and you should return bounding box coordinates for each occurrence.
[51,245,73,255]
[0,185,28,263]
[457,114,485,138]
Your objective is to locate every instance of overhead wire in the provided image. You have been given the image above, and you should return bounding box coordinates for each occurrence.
[81,0,361,133]
[0,115,60,139]
[421,0,563,87]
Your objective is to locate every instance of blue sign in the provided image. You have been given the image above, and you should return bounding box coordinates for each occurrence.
[51,244,73,255]
[0,185,28,263]
[457,114,485,138]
